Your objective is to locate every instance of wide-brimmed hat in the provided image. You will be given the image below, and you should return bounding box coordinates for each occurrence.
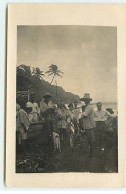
[26,102,33,108]
[80,93,92,101]
[43,92,52,99]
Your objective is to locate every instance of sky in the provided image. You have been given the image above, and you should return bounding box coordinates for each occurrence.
[17,25,117,103]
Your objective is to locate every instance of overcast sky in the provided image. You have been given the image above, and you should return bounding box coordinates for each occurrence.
[17,25,117,102]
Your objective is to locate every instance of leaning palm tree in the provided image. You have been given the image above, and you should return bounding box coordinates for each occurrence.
[45,64,63,84]
[45,64,64,101]
[32,67,45,80]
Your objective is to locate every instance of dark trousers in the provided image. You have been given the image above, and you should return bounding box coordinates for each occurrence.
[44,119,54,151]
[85,128,95,155]
[60,128,70,151]
[96,121,106,148]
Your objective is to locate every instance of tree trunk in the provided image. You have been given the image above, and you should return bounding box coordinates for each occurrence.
[55,80,58,102]
[50,74,55,84]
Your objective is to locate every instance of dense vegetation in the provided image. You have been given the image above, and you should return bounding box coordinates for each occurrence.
[16,64,80,103]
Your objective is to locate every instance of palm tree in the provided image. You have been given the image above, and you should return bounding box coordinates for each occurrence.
[45,64,64,101]
[45,64,63,84]
[32,67,45,79]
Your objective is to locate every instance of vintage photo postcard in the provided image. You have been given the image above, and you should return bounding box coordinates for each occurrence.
[6,3,126,187]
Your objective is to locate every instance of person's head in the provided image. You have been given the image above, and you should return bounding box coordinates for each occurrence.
[26,107,32,114]
[26,102,33,113]
[106,108,114,114]
[74,101,78,108]
[80,93,92,105]
[97,102,102,110]
[43,93,52,103]
[44,96,51,103]
[68,103,74,110]
[83,98,91,105]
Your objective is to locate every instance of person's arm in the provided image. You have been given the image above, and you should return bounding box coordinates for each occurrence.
[48,101,54,109]
[105,110,112,117]
[81,106,92,117]
[19,110,29,132]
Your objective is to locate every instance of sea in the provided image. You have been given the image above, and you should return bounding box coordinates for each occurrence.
[99,102,117,111]
[66,102,118,116]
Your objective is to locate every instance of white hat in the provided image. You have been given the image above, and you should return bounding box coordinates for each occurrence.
[26,102,33,108]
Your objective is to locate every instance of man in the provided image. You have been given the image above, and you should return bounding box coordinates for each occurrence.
[40,93,53,117]
[94,102,112,150]
[80,93,96,156]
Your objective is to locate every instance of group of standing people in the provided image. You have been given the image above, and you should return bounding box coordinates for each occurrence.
[80,94,117,156]
[16,92,118,157]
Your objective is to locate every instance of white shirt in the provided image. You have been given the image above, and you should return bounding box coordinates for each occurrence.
[94,109,111,122]
[32,102,39,114]
[40,100,53,113]
[81,104,96,129]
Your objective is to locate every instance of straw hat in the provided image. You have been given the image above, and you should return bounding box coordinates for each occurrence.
[80,93,92,101]
[43,92,52,99]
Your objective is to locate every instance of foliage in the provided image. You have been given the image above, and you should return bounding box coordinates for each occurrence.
[17,64,32,91]
[16,64,79,103]
[45,64,63,84]
[32,67,45,80]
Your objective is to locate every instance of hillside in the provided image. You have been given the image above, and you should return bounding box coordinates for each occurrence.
[16,65,80,103]
[32,79,80,103]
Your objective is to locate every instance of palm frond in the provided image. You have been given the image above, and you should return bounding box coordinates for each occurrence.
[57,70,64,74]
[45,70,53,74]
[48,73,54,76]
[56,73,62,78]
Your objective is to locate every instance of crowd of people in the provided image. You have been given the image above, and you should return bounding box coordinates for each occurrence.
[16,92,118,158]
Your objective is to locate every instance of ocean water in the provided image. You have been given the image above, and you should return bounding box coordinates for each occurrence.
[100,102,117,111]
[78,102,118,116]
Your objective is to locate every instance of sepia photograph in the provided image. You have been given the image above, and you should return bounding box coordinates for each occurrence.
[16,25,118,174]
